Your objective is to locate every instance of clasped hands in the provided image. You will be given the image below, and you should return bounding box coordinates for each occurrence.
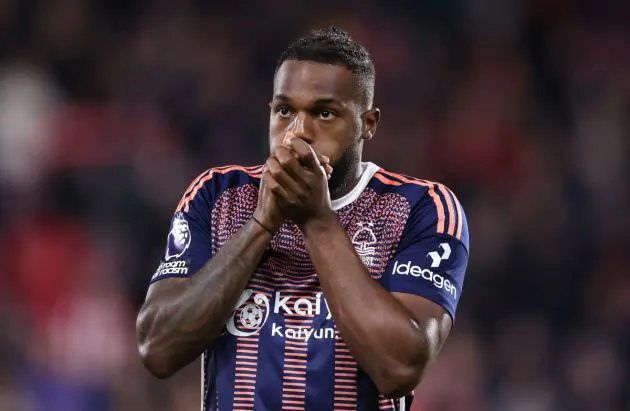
[254,133,335,232]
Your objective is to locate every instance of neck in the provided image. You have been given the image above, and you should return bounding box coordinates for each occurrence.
[328,154,364,201]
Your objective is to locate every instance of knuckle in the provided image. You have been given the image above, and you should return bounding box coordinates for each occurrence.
[278,150,296,167]
[263,174,276,188]
[269,183,282,194]
[267,162,282,178]
[265,158,276,171]
[278,156,292,168]
[268,167,281,179]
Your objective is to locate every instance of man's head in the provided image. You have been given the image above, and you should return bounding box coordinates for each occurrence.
[269,26,380,173]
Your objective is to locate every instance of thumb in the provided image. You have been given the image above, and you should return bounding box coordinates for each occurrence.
[289,138,319,170]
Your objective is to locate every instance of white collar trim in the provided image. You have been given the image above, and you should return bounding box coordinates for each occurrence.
[331,162,380,211]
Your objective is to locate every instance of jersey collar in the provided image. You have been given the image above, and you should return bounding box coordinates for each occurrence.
[331,162,379,211]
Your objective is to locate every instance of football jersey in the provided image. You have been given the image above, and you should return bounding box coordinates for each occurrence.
[149,162,470,411]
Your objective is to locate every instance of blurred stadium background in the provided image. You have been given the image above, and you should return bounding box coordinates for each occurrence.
[0,0,628,410]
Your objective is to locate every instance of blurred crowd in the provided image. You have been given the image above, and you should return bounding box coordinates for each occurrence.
[0,0,629,410]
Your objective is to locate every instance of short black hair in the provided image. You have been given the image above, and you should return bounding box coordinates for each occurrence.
[275,26,376,108]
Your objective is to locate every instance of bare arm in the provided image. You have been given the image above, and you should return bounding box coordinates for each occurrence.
[137,156,332,379]
[136,217,273,378]
[302,217,452,398]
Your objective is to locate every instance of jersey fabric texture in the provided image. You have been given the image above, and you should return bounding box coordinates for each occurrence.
[150,162,470,411]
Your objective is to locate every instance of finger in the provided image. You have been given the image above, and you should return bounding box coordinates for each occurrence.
[313,153,332,178]
[266,156,303,202]
[314,153,332,178]
[283,132,329,167]
[282,133,301,159]
[316,153,330,165]
[272,146,309,185]
[262,167,293,203]
[323,163,333,177]
[289,138,320,170]
[282,138,326,170]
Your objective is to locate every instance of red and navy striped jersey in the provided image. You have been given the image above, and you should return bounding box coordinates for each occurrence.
[150,162,470,411]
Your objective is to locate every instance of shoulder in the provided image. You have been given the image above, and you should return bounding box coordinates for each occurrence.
[372,166,468,246]
[176,165,263,213]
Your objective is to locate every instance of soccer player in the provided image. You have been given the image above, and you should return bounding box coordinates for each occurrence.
[136,27,469,411]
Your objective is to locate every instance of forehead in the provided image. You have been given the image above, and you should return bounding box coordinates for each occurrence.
[273,60,357,102]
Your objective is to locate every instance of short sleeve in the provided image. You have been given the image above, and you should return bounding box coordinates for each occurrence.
[150,172,214,284]
[381,186,470,321]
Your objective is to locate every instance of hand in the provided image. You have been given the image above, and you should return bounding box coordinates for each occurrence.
[316,153,334,180]
[266,138,335,227]
[282,132,333,178]
[253,168,285,234]
[254,142,333,233]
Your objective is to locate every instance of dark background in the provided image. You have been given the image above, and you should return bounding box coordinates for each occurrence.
[0,1,628,410]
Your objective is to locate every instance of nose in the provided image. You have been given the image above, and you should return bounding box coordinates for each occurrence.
[285,112,312,144]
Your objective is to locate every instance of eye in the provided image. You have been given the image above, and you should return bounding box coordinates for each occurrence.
[318,110,336,120]
[276,106,292,118]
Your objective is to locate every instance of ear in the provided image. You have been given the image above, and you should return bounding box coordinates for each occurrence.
[361,108,380,141]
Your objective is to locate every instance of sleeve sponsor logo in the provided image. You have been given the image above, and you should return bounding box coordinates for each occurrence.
[427,243,451,268]
[391,260,457,299]
[165,212,192,261]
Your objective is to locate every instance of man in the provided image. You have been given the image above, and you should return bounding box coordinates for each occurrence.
[136,26,469,411]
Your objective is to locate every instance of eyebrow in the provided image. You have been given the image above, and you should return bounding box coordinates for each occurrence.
[272,94,344,106]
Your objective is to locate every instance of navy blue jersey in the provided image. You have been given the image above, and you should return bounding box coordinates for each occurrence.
[150,163,470,411]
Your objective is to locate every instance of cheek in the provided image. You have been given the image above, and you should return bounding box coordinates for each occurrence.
[268,119,285,151]
[314,131,354,162]
[269,115,282,131]
[268,137,281,154]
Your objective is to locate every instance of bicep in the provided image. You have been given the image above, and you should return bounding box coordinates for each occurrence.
[145,276,188,303]
[391,292,453,359]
